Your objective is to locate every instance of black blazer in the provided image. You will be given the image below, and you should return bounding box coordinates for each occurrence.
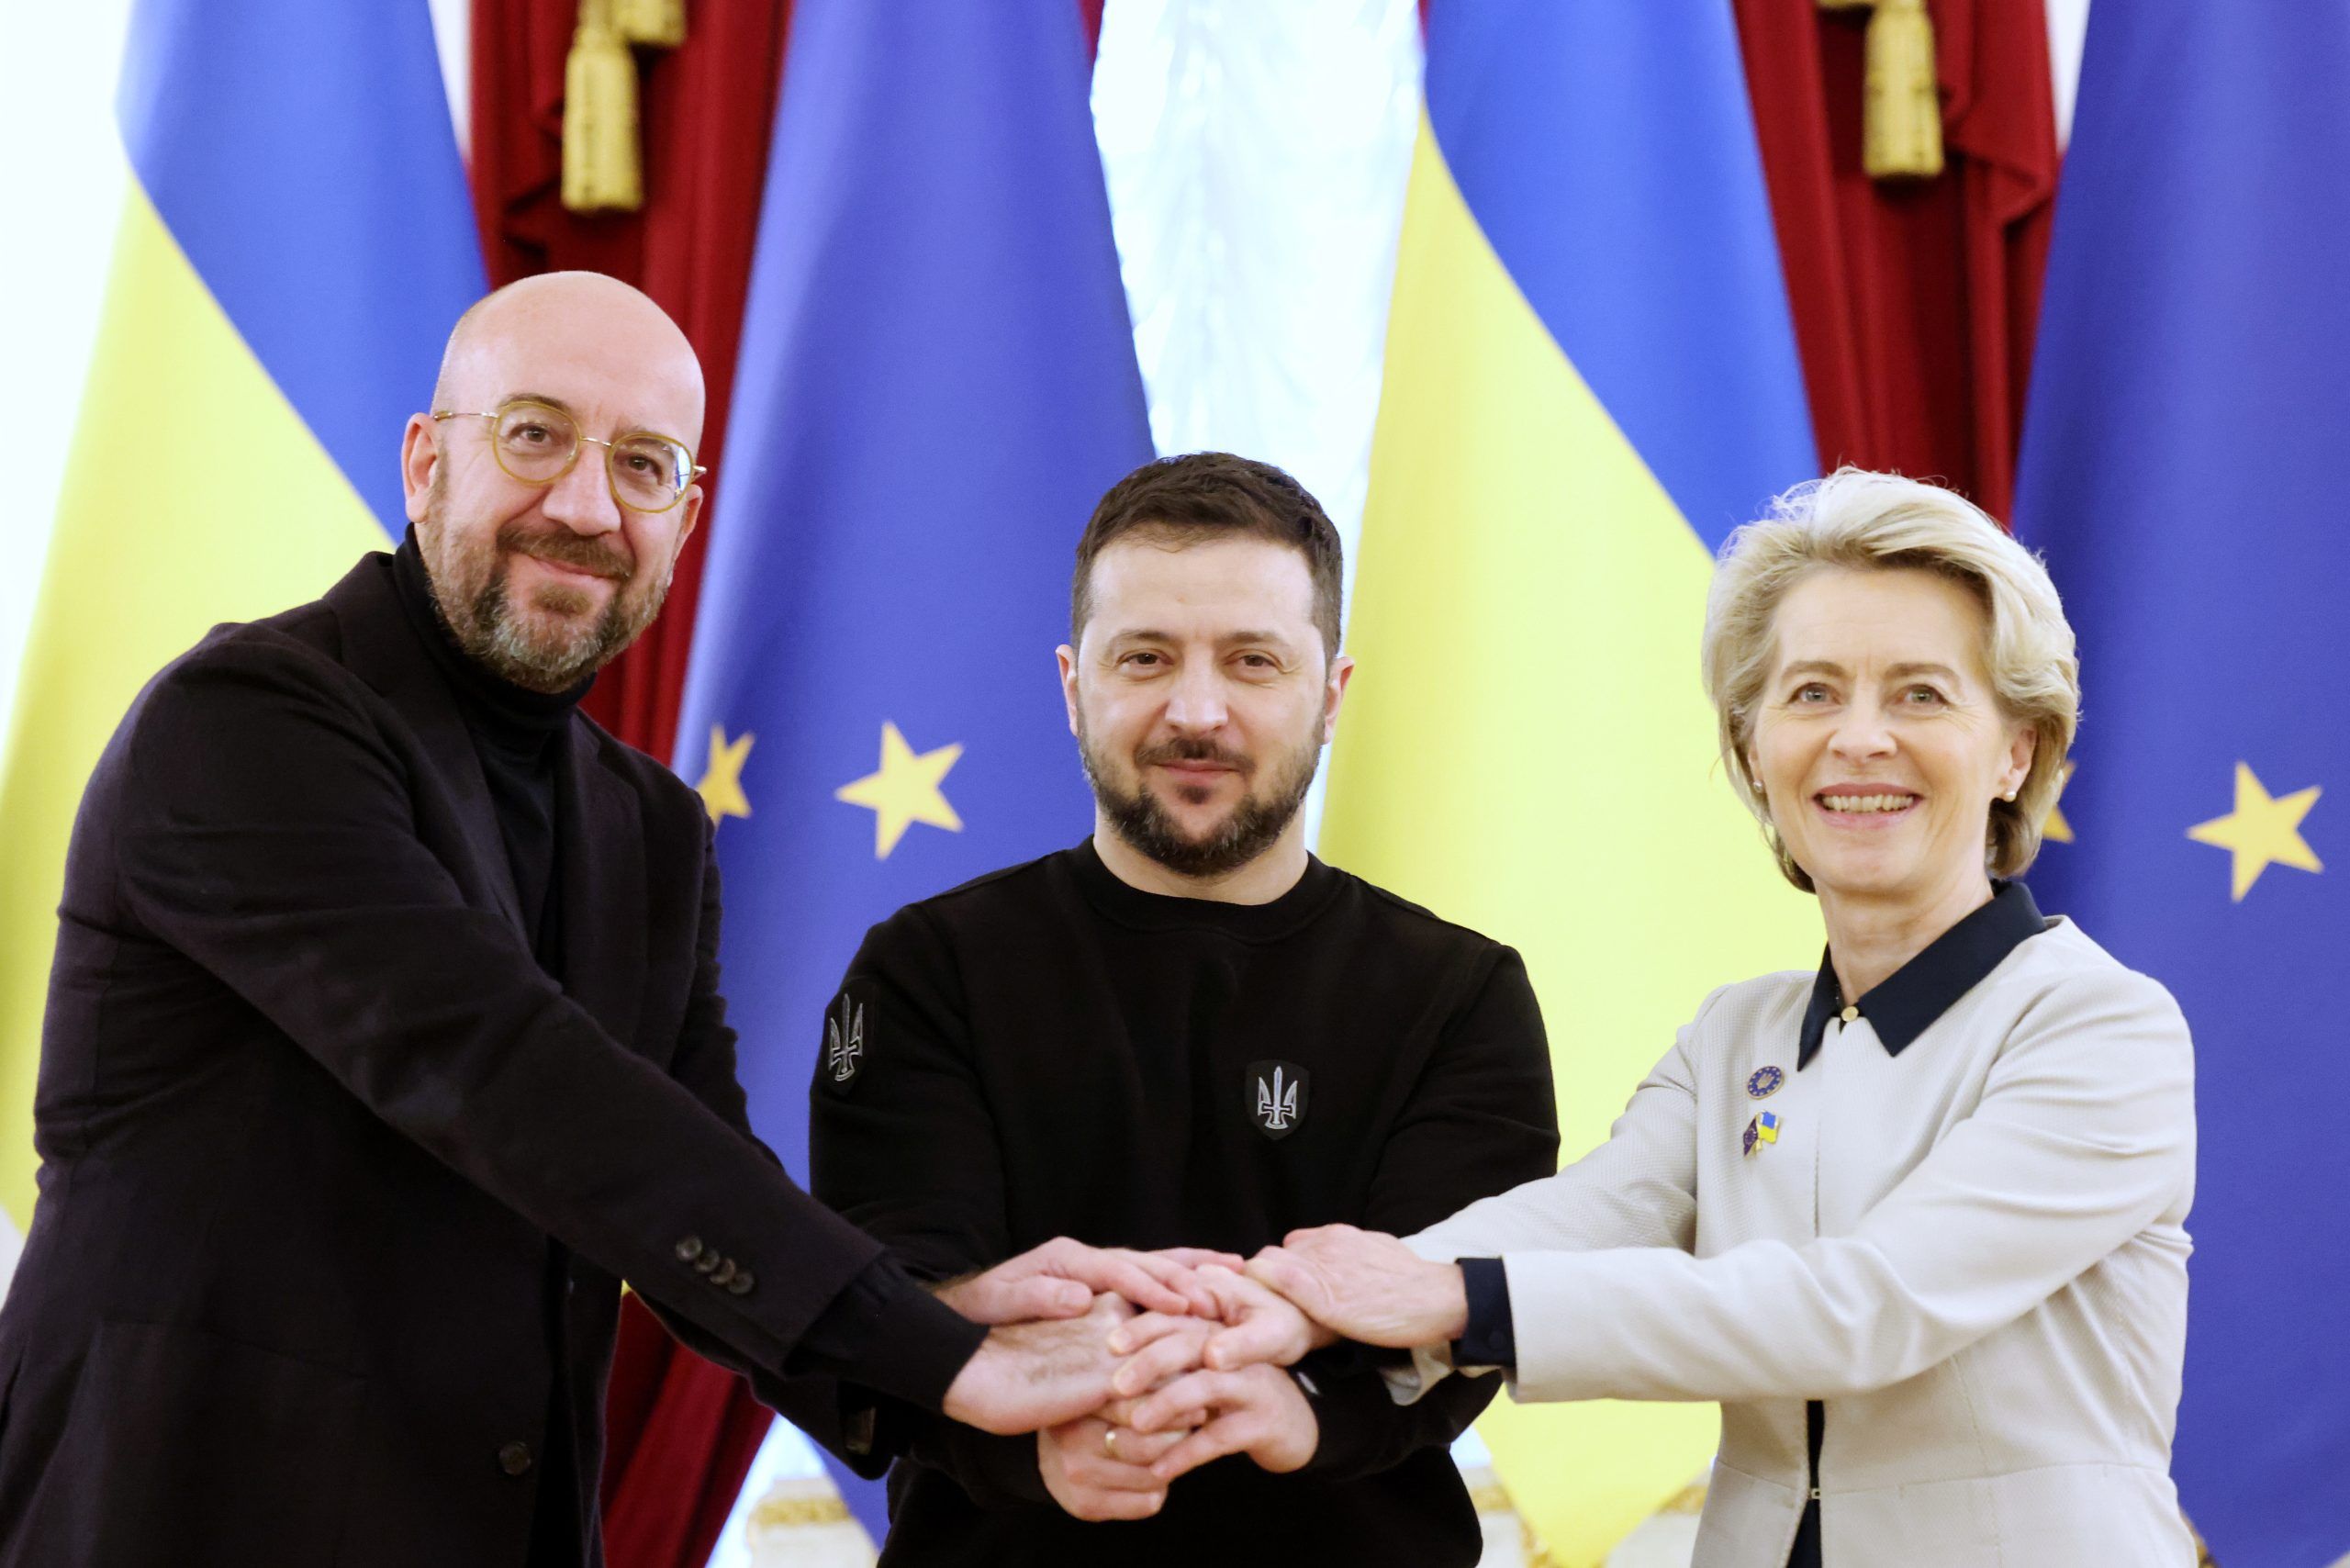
[0,554,930,1565]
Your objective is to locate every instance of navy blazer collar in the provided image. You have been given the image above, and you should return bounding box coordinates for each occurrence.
[1797,880,2051,1070]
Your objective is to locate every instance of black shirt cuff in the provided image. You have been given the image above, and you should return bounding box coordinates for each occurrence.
[1452,1257,1515,1372]
[785,1254,989,1414]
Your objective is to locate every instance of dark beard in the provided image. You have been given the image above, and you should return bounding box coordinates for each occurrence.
[1081,729,1321,879]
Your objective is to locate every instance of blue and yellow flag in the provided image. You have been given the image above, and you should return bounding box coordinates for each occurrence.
[672,0,1153,1531]
[0,0,480,1234]
[2014,9,2350,1562]
[1318,5,1818,1558]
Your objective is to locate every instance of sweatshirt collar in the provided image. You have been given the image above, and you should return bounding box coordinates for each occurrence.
[1066,834,1342,942]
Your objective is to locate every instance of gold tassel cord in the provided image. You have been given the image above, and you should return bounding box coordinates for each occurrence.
[561,0,688,214]
[1863,0,1945,178]
[564,0,643,212]
[615,0,687,50]
[1817,0,1946,181]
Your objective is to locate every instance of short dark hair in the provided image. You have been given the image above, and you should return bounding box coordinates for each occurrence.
[1070,452,1345,661]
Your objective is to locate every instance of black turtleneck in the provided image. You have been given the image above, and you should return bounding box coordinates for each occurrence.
[391,531,591,968]
[388,533,979,1564]
[391,532,595,1567]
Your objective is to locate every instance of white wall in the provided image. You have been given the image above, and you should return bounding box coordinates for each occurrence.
[2046,0,2092,150]
[0,0,137,762]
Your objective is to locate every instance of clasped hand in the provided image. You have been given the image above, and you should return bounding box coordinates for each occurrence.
[938,1225,1459,1523]
[934,1238,1328,1521]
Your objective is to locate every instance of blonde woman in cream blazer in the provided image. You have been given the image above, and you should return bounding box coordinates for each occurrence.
[1133,473,2198,1568]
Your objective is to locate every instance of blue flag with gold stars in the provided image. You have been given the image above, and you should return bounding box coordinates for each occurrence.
[671,0,1152,1529]
[2014,8,2348,1562]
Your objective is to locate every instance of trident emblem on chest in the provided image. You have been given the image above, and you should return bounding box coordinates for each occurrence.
[1247,1059,1308,1140]
[1257,1067,1298,1130]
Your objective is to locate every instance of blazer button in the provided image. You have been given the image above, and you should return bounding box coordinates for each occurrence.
[675,1236,705,1263]
[726,1270,755,1296]
[694,1250,722,1275]
[709,1259,737,1287]
[498,1440,533,1477]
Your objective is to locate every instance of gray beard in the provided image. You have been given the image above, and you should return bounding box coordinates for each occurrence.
[421,507,669,693]
[459,569,643,692]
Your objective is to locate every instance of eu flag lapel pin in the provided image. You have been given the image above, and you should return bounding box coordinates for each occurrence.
[1743,1110,1783,1157]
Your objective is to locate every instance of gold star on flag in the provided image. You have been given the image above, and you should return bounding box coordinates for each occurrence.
[836,722,964,858]
[2041,762,2076,844]
[2186,761,2322,902]
[696,725,755,826]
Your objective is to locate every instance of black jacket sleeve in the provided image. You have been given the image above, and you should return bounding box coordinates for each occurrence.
[625,831,984,1454]
[112,640,980,1432]
[1302,944,1559,1481]
[808,907,1055,1505]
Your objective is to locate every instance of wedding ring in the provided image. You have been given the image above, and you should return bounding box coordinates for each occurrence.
[1102,1428,1121,1461]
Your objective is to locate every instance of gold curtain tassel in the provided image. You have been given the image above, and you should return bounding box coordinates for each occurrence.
[563,0,643,212]
[615,0,687,50]
[1862,0,1945,178]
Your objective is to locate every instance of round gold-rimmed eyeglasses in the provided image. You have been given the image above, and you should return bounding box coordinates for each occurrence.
[430,398,706,514]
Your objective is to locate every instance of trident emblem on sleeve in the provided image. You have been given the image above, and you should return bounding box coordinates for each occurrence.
[825,994,865,1087]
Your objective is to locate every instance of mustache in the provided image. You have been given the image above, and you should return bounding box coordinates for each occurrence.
[1135,737,1254,775]
[498,524,632,582]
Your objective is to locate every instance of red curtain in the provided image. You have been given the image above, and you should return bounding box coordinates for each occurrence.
[469,6,794,1565]
[472,0,794,766]
[1733,0,2060,522]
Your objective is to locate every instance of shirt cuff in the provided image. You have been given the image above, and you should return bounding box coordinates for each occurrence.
[785,1254,990,1414]
[1451,1257,1516,1373]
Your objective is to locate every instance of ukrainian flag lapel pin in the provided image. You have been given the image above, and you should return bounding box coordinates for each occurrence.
[1743,1110,1783,1158]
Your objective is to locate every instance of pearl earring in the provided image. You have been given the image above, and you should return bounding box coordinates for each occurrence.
[2002,789,2018,801]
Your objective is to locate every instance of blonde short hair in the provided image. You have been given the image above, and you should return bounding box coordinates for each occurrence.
[1701,468,2079,892]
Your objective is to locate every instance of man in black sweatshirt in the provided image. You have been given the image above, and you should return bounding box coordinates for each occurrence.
[811,453,1561,1566]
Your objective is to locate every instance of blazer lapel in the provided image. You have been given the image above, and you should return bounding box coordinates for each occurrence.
[323,554,528,940]
[555,723,648,1051]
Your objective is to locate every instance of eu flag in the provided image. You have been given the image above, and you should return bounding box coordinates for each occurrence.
[2014,8,2350,1562]
[671,0,1153,1531]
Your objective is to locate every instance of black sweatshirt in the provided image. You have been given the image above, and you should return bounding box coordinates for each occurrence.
[811,840,1561,1567]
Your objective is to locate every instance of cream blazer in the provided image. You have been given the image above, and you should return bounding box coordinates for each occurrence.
[1393,917,2197,1567]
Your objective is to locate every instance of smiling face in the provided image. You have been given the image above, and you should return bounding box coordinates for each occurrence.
[400,274,706,692]
[1059,533,1351,879]
[1750,566,2036,918]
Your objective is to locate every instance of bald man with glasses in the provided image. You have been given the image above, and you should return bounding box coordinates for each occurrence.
[0,274,1193,1568]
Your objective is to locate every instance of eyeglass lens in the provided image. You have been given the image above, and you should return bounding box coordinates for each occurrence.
[491,400,690,510]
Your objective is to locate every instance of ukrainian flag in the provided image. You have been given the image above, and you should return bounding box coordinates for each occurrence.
[1319,6,1818,1558]
[0,0,481,1234]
